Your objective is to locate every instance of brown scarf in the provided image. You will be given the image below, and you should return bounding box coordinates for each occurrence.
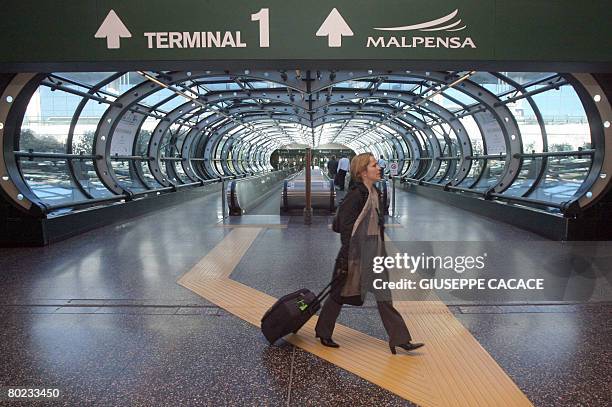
[341,185,384,301]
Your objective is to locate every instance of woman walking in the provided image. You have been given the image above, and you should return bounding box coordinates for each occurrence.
[315,153,424,355]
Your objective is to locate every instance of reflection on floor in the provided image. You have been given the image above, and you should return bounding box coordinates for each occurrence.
[179,227,532,406]
[0,187,610,406]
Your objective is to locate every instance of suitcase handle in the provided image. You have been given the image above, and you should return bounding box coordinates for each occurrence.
[313,272,346,307]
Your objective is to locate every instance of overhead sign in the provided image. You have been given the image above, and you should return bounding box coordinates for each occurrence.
[0,0,610,68]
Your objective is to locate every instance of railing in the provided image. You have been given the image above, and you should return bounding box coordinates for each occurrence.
[401,176,580,216]
[12,150,275,214]
[227,169,296,215]
[39,179,219,214]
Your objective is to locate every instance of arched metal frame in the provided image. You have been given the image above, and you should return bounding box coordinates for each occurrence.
[0,70,609,216]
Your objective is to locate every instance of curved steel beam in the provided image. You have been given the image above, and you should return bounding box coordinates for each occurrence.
[0,73,46,213]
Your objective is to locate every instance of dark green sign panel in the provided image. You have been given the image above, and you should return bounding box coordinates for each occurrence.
[1,0,610,66]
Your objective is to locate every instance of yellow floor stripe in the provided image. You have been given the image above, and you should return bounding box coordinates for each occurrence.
[178,227,533,407]
[328,223,403,229]
[216,223,288,229]
[178,227,261,282]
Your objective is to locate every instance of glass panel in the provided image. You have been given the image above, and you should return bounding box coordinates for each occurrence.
[502,158,544,197]
[102,72,146,95]
[191,161,207,180]
[415,131,431,156]
[19,127,66,153]
[20,86,79,152]
[196,75,231,82]
[459,116,484,155]
[472,159,506,191]
[174,125,192,151]
[532,85,590,152]
[74,160,114,198]
[204,82,244,91]
[440,87,478,107]
[432,160,449,182]
[468,72,513,95]
[431,125,450,153]
[18,158,86,205]
[161,160,176,183]
[54,72,118,88]
[213,160,224,176]
[158,124,182,183]
[139,161,162,188]
[139,88,181,107]
[174,160,191,183]
[438,128,460,177]
[135,117,160,156]
[383,81,422,93]
[503,72,556,87]
[528,156,592,203]
[110,160,147,192]
[458,159,484,187]
[214,137,228,160]
[510,96,544,153]
[414,158,431,179]
[227,154,237,174]
[527,83,592,203]
[240,158,249,173]
[54,72,145,95]
[334,80,372,89]
[73,99,108,155]
[156,95,189,112]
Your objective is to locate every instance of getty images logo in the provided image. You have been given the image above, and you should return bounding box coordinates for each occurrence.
[366,9,476,49]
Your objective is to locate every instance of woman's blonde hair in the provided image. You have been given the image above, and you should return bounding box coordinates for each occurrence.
[350,152,375,181]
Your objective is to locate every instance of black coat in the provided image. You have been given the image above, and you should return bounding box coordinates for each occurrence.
[327,159,338,174]
[334,181,385,271]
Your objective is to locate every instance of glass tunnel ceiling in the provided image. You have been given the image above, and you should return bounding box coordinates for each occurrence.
[1,70,611,215]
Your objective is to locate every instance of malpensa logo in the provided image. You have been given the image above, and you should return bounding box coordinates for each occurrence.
[367,9,476,49]
[374,9,466,32]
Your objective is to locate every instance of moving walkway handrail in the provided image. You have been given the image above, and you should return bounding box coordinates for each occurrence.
[401,176,578,215]
[227,168,296,215]
[280,167,335,213]
[40,176,235,214]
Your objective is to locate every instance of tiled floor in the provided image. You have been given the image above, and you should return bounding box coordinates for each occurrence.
[0,185,610,406]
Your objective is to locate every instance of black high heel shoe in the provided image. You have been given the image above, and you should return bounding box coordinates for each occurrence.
[318,337,340,348]
[389,342,424,354]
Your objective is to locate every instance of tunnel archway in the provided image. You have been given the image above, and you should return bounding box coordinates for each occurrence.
[1,70,609,219]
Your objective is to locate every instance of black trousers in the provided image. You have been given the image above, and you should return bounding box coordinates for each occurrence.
[315,271,412,346]
[336,169,347,190]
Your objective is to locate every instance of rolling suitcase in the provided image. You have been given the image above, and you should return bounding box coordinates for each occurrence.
[260,274,343,345]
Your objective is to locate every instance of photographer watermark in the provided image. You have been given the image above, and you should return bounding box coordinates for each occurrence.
[373,252,487,274]
[372,253,544,291]
[360,241,612,303]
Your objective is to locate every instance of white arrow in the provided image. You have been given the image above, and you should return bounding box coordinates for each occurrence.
[94,10,132,49]
[316,8,353,47]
